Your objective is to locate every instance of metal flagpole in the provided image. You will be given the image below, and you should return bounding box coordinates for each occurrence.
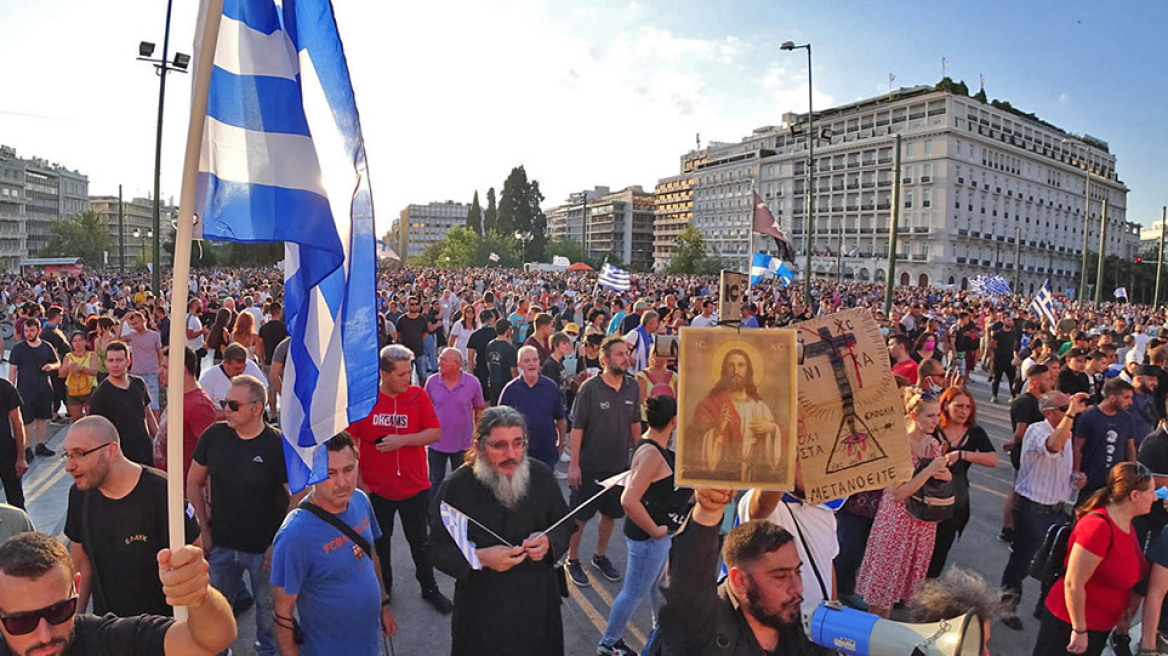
[165,0,225,620]
[1156,206,1166,309]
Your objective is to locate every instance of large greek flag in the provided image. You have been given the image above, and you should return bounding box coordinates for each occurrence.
[193,0,379,492]
[598,262,631,291]
[750,252,794,287]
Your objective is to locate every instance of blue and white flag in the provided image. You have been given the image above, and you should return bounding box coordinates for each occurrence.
[986,275,1012,296]
[376,239,398,261]
[439,502,483,570]
[750,252,794,287]
[598,262,631,291]
[1114,286,1128,300]
[1030,282,1059,327]
[193,0,379,492]
[552,255,570,267]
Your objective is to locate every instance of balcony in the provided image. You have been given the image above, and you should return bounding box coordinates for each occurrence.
[860,227,874,234]
[957,257,967,264]
[876,227,890,234]
[878,157,892,164]
[912,253,928,261]
[913,227,929,233]
[971,231,981,238]
[861,204,874,211]
[845,228,858,234]
[877,180,891,188]
[920,176,931,183]
[876,203,891,210]
[846,183,860,190]
[958,229,968,236]
[862,182,875,189]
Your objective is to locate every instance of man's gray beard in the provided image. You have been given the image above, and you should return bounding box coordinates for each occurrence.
[473,456,532,509]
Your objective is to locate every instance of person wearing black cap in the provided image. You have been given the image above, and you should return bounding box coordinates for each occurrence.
[1129,365,1160,448]
[1056,347,1092,398]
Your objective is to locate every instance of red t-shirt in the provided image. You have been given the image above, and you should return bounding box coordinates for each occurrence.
[348,387,440,501]
[891,358,919,385]
[1045,509,1147,630]
[154,387,218,481]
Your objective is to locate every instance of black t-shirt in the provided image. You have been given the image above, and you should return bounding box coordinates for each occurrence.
[0,613,174,656]
[0,380,22,457]
[9,340,58,395]
[396,314,429,355]
[89,377,154,467]
[1009,392,1044,468]
[258,319,288,364]
[486,338,518,392]
[620,313,641,334]
[64,468,200,617]
[467,327,495,379]
[1140,428,1168,533]
[992,329,1017,363]
[192,423,288,553]
[953,323,978,353]
[540,357,566,391]
[1056,367,1092,396]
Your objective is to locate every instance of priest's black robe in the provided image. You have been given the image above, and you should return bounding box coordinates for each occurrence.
[427,460,571,656]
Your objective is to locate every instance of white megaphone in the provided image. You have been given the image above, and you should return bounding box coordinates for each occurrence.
[802,601,984,656]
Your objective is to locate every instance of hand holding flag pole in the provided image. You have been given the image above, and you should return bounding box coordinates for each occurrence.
[164,0,227,621]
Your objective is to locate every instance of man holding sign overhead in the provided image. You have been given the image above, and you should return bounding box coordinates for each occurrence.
[427,406,571,656]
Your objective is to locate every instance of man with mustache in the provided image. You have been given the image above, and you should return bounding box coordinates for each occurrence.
[656,488,833,655]
[427,406,571,656]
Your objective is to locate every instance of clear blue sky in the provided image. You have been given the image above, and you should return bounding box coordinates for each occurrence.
[1,0,1164,233]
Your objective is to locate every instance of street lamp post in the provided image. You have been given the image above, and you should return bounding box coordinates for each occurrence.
[138,0,190,296]
[515,231,533,264]
[132,229,154,267]
[781,40,814,306]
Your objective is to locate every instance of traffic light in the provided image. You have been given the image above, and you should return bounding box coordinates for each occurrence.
[1137,256,1143,263]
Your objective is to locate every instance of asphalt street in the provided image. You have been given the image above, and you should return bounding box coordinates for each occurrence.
[13,370,1111,655]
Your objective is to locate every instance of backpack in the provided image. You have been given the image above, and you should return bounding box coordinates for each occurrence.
[647,370,675,399]
[904,457,955,522]
[1029,511,1108,586]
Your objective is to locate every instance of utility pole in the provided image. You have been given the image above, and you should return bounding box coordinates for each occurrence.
[884,134,902,316]
[1156,206,1166,309]
[118,185,125,271]
[1013,225,1022,292]
[1094,199,1108,307]
[1078,172,1091,303]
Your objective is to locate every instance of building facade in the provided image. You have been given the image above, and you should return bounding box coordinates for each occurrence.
[653,168,696,271]
[546,186,655,270]
[89,195,176,268]
[393,200,469,261]
[676,86,1136,296]
[0,145,89,268]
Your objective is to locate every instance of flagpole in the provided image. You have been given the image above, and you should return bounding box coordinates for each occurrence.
[746,179,755,303]
[165,0,225,620]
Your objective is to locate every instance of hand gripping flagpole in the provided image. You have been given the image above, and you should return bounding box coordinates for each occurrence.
[165,0,225,620]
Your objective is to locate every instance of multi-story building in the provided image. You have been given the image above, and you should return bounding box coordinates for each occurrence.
[678,85,1137,296]
[393,201,468,261]
[546,186,655,270]
[653,168,696,271]
[0,145,89,265]
[89,195,177,267]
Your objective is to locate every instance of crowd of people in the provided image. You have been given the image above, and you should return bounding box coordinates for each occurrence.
[2,264,1168,656]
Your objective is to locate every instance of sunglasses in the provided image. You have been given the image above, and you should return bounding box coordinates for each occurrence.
[0,596,77,635]
[219,399,254,412]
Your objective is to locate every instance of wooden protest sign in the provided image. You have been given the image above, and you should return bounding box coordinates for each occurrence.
[676,327,797,489]
[792,308,912,504]
[719,270,746,324]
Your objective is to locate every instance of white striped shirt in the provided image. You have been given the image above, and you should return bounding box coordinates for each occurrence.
[1015,418,1074,505]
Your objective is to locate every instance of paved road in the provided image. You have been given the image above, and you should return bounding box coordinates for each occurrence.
[13,370,1095,655]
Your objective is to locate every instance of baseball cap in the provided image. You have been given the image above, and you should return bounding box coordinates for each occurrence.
[564,322,580,335]
[1039,394,1071,411]
[1066,347,1090,359]
[1125,350,1141,364]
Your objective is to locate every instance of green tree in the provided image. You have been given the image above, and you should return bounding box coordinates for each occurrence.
[479,230,521,268]
[483,187,498,234]
[466,191,484,235]
[436,226,481,267]
[667,225,722,275]
[497,166,548,261]
[40,210,113,267]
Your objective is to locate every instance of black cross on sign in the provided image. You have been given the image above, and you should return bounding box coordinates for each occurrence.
[802,325,888,473]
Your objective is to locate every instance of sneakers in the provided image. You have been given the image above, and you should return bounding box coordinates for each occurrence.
[1000,613,1023,631]
[559,451,572,463]
[988,396,998,404]
[422,588,453,615]
[35,444,55,457]
[997,527,1015,543]
[597,639,638,656]
[1110,632,1133,656]
[591,554,621,582]
[567,559,589,587]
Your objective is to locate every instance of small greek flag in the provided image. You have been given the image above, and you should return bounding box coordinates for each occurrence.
[598,262,631,291]
[439,502,483,570]
[552,255,571,267]
[1030,282,1059,327]
[488,252,500,263]
[376,239,398,261]
[750,252,794,286]
[1114,286,1128,300]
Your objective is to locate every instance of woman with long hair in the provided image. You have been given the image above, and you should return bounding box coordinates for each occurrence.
[911,331,941,364]
[231,311,262,362]
[928,386,998,579]
[584,308,608,338]
[596,396,691,656]
[1035,462,1153,656]
[205,308,232,364]
[855,388,952,618]
[448,305,477,368]
[60,331,97,422]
